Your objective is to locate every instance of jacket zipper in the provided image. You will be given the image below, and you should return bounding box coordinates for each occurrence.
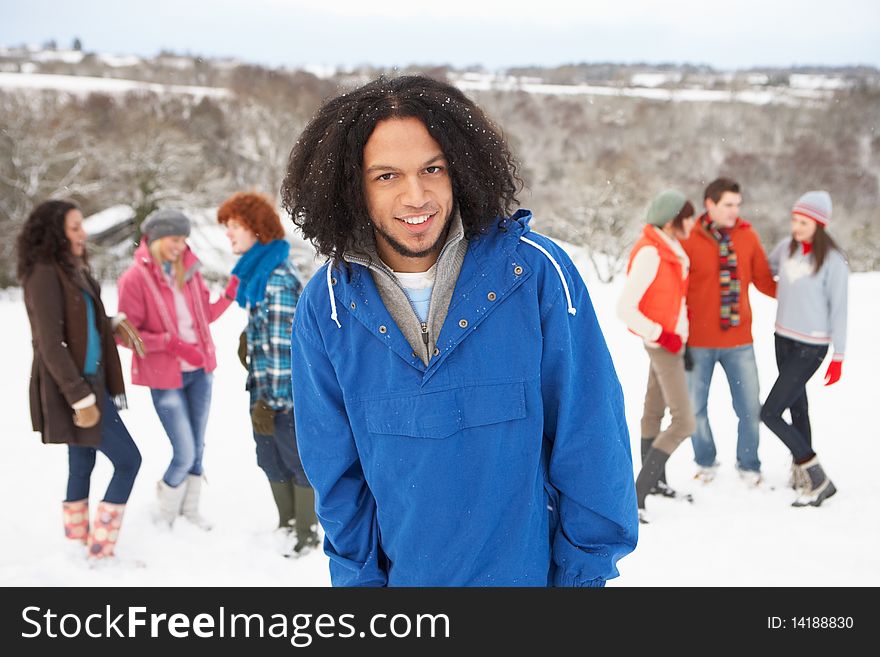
[420,322,429,361]
[344,255,432,361]
[344,230,462,363]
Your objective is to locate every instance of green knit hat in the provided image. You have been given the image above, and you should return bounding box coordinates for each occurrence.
[647,189,688,227]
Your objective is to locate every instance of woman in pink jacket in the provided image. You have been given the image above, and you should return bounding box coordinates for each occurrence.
[117,209,237,529]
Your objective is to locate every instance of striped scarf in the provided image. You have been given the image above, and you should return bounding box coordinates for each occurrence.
[701,214,740,330]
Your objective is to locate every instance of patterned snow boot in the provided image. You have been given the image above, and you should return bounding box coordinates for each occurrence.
[87,501,125,559]
[63,499,89,544]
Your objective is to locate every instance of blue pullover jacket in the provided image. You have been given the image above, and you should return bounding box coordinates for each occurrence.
[291,211,638,586]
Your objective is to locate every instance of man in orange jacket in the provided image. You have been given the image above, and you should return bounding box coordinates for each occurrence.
[681,178,776,484]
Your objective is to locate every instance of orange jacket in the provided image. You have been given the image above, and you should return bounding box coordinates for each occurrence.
[681,217,776,348]
[626,225,688,335]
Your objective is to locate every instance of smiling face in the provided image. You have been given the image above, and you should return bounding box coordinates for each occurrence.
[64,209,87,257]
[791,213,818,243]
[362,117,454,273]
[157,235,188,262]
[706,191,741,229]
[224,217,259,255]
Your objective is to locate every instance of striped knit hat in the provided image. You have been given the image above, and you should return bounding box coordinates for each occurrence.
[792,190,832,227]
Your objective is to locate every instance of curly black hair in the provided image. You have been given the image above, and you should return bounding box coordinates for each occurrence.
[16,199,84,281]
[280,75,521,261]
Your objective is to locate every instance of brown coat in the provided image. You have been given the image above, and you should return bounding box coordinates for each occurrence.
[23,261,126,446]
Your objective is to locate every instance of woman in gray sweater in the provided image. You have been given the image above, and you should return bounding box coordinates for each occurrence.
[761,191,848,508]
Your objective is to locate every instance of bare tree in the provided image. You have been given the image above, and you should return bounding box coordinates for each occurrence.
[0,93,103,285]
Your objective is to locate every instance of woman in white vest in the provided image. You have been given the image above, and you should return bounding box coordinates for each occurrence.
[617,190,697,524]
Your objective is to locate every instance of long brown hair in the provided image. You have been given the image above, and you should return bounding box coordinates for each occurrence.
[788,223,843,273]
[16,199,86,281]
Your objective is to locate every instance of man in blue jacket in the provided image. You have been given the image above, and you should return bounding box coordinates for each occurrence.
[281,75,638,586]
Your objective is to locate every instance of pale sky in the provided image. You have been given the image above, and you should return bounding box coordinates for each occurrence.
[2,0,878,70]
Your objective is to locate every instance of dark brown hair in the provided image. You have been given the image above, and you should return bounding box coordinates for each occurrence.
[217,192,285,244]
[16,199,84,281]
[704,178,741,204]
[671,201,695,231]
[787,223,843,273]
[280,75,521,262]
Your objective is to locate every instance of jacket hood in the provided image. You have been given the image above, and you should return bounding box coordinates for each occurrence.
[501,209,533,239]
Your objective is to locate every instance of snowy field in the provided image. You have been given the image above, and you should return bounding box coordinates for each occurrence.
[1,247,877,587]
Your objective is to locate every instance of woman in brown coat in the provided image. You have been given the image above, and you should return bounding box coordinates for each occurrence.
[18,200,143,560]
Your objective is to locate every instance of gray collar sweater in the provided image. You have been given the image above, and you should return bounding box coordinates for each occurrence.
[343,211,468,365]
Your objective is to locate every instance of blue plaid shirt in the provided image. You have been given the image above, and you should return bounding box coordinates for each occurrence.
[246,260,303,411]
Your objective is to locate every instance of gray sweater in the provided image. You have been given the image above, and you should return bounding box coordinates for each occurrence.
[768,238,849,358]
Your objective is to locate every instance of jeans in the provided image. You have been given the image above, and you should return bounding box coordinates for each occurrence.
[760,334,827,463]
[150,369,213,487]
[253,408,310,487]
[687,344,762,472]
[67,390,142,505]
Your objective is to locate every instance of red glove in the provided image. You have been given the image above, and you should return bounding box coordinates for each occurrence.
[167,335,205,368]
[224,275,240,301]
[656,329,683,354]
[824,359,842,386]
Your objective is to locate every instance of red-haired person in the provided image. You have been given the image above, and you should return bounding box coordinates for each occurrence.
[218,192,318,556]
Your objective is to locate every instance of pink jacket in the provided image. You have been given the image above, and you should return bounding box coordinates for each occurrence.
[117,241,232,389]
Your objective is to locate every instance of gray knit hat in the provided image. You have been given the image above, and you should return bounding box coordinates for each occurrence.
[141,208,191,241]
[647,189,688,227]
[792,190,832,227]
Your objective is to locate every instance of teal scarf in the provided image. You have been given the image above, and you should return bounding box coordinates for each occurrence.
[231,239,290,308]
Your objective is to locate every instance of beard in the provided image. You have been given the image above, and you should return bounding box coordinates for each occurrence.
[372,207,454,260]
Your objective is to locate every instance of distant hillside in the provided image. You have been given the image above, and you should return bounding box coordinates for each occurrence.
[2,45,878,285]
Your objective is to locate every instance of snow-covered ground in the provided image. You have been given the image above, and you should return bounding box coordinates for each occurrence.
[1,246,876,587]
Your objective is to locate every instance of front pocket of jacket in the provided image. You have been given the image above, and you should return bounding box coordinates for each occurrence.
[364,381,527,439]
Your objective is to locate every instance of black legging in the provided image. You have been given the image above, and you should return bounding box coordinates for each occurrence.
[760,334,827,462]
